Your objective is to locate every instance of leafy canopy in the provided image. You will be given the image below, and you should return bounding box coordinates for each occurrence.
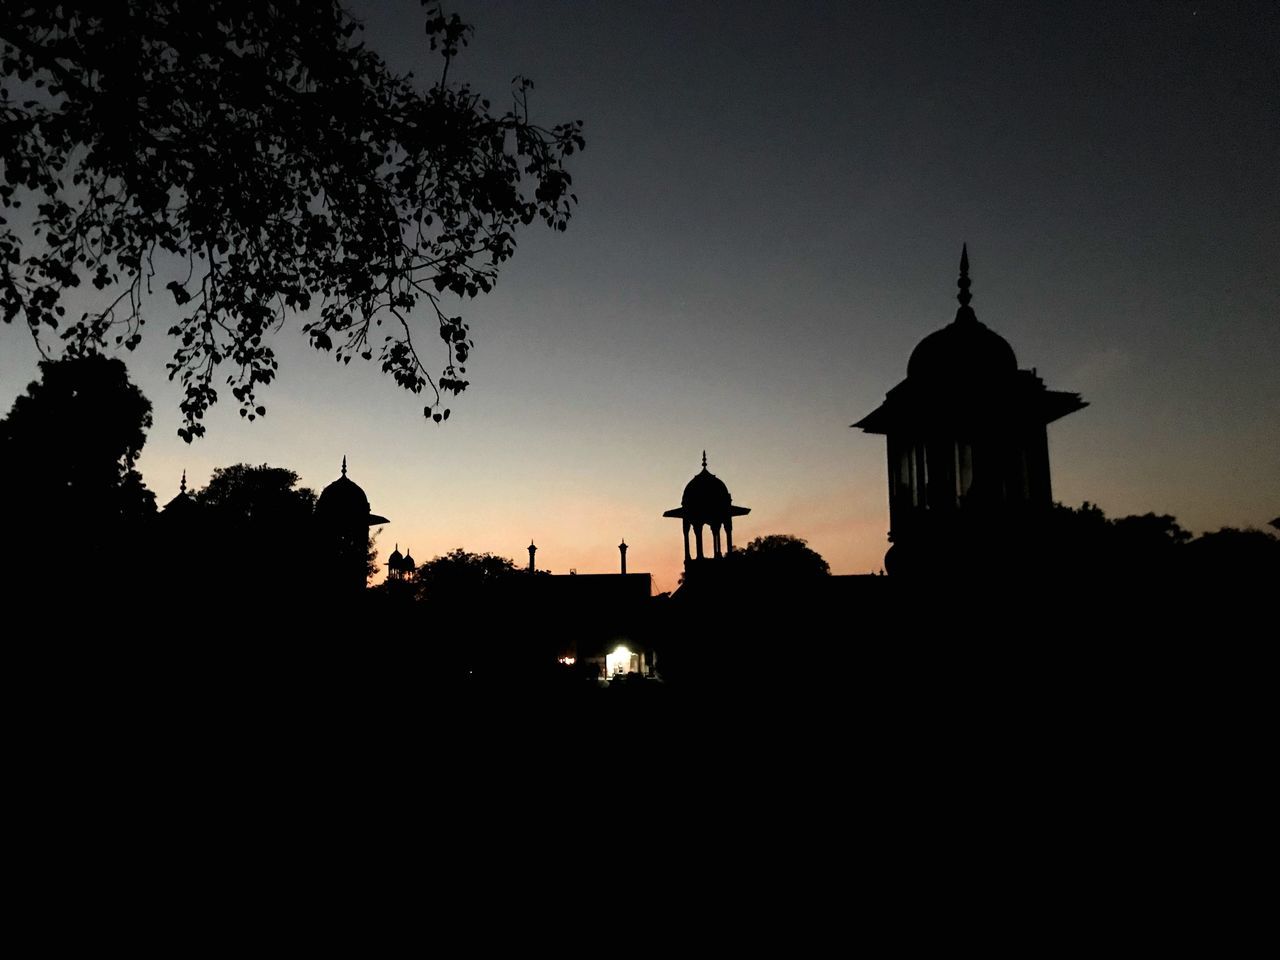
[413,547,519,599]
[733,534,831,579]
[194,462,317,522]
[0,2,583,440]
[0,353,156,522]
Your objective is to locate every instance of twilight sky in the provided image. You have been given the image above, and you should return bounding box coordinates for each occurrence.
[2,0,1277,593]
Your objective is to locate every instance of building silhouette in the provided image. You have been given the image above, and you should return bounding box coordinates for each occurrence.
[853,246,1086,575]
[663,451,751,563]
[314,456,388,596]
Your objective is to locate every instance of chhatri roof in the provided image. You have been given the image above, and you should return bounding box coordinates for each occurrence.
[853,247,1086,434]
[316,456,389,526]
[663,452,751,523]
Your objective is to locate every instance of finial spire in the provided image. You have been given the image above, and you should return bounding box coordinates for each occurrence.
[702,450,708,470]
[341,455,347,477]
[956,243,976,323]
[179,470,187,495]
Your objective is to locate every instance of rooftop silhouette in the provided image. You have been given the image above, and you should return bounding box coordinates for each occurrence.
[854,247,1087,576]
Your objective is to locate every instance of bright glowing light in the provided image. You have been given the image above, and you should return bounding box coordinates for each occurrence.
[557,656,576,666]
[606,645,636,677]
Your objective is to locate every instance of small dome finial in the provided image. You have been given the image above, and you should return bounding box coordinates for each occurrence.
[956,243,976,322]
[341,455,347,477]
[179,470,187,495]
[702,450,708,470]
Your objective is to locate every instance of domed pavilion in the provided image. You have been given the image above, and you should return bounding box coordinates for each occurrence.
[853,247,1086,574]
[663,452,751,564]
[314,456,389,594]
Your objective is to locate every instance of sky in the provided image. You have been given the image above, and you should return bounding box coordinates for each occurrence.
[2,0,1277,593]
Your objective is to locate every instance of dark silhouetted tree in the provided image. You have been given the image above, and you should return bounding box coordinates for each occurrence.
[1,3,583,440]
[195,463,316,526]
[1185,525,1280,581]
[732,534,831,580]
[1111,512,1191,550]
[0,354,155,525]
[414,548,519,602]
[0,354,154,600]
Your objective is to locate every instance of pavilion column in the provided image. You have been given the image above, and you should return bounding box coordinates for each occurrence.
[683,520,691,562]
[726,517,734,553]
[695,524,705,559]
[711,523,722,558]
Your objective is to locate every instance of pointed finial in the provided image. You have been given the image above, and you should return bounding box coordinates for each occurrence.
[179,470,187,495]
[956,243,975,322]
[702,450,708,470]
[341,455,347,477]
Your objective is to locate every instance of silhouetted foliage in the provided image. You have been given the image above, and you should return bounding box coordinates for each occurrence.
[731,534,831,580]
[1,2,584,439]
[195,463,316,523]
[0,354,155,524]
[1185,526,1280,580]
[1111,512,1191,550]
[1045,501,1278,582]
[414,548,520,601]
[366,529,381,584]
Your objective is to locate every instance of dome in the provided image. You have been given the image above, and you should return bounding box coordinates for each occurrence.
[388,545,404,567]
[315,457,388,525]
[906,244,1017,384]
[402,549,416,571]
[682,461,732,517]
[316,474,370,518]
[907,315,1017,382]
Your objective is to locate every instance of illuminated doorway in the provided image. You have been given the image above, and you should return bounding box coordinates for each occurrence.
[606,645,640,677]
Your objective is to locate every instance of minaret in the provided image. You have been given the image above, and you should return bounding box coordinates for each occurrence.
[619,539,628,575]
[179,470,187,495]
[528,540,537,573]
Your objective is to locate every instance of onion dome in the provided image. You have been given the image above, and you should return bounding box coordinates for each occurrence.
[906,244,1017,383]
[682,451,733,516]
[663,452,751,524]
[388,544,404,568]
[401,548,416,572]
[316,456,389,525]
